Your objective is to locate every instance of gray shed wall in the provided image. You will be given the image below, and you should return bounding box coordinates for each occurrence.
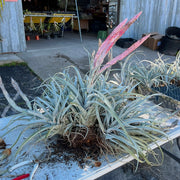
[119,0,180,40]
[0,0,26,53]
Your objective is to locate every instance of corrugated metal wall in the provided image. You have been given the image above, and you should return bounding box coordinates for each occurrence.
[0,1,26,53]
[119,0,180,40]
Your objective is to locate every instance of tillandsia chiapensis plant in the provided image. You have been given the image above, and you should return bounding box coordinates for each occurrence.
[0,12,168,168]
[117,52,180,91]
[53,21,60,32]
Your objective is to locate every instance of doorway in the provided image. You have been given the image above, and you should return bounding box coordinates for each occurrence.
[22,0,119,49]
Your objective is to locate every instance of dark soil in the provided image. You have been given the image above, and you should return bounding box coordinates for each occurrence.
[49,135,101,168]
[0,63,43,117]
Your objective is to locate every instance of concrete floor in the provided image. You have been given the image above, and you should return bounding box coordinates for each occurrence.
[17,31,175,80]
[0,31,179,180]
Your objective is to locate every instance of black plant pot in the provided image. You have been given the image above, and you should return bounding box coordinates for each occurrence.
[165,26,180,40]
[116,38,137,48]
[152,84,180,101]
[159,26,180,56]
[51,32,61,39]
[159,36,180,56]
[43,32,52,40]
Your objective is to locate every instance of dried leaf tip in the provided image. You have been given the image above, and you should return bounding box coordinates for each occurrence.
[0,148,11,161]
[94,161,102,167]
[98,39,102,47]
[0,138,6,149]
[0,76,2,85]
[2,148,11,156]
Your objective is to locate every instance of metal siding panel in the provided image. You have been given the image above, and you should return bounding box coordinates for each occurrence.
[175,0,180,25]
[10,3,20,52]
[16,0,26,51]
[119,0,180,40]
[0,3,11,52]
[171,0,177,26]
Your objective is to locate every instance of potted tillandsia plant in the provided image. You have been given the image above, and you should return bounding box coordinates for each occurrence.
[38,18,44,38]
[116,51,180,111]
[0,12,172,178]
[51,21,61,38]
[43,23,52,39]
[23,10,34,40]
[24,18,37,40]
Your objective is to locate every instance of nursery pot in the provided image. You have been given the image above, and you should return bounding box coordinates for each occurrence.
[159,36,180,56]
[35,35,40,40]
[116,38,137,48]
[97,30,108,40]
[26,35,30,41]
[159,26,180,56]
[165,26,180,40]
[44,32,51,40]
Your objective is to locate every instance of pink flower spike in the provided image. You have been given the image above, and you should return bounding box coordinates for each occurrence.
[93,11,143,69]
[94,18,128,68]
[98,34,150,74]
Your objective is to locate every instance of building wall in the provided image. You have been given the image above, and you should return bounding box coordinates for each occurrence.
[0,0,26,53]
[119,0,180,40]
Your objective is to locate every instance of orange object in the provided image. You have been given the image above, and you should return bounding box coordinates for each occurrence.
[26,36,30,41]
[35,35,40,40]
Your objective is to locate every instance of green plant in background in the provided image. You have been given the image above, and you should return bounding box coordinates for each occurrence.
[53,21,60,32]
[153,52,180,85]
[118,52,180,91]
[44,23,51,33]
[0,12,168,169]
[23,9,31,15]
[39,19,44,35]
[115,54,163,91]
[29,18,36,32]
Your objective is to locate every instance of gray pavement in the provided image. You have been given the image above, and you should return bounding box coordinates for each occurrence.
[16,32,175,80]
[0,53,24,66]
[0,32,179,180]
[0,32,175,80]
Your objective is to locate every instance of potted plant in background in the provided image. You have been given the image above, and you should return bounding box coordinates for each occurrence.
[38,19,44,39]
[23,10,36,41]
[43,23,52,40]
[51,21,61,38]
[116,52,180,111]
[30,20,40,40]
[24,18,37,41]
